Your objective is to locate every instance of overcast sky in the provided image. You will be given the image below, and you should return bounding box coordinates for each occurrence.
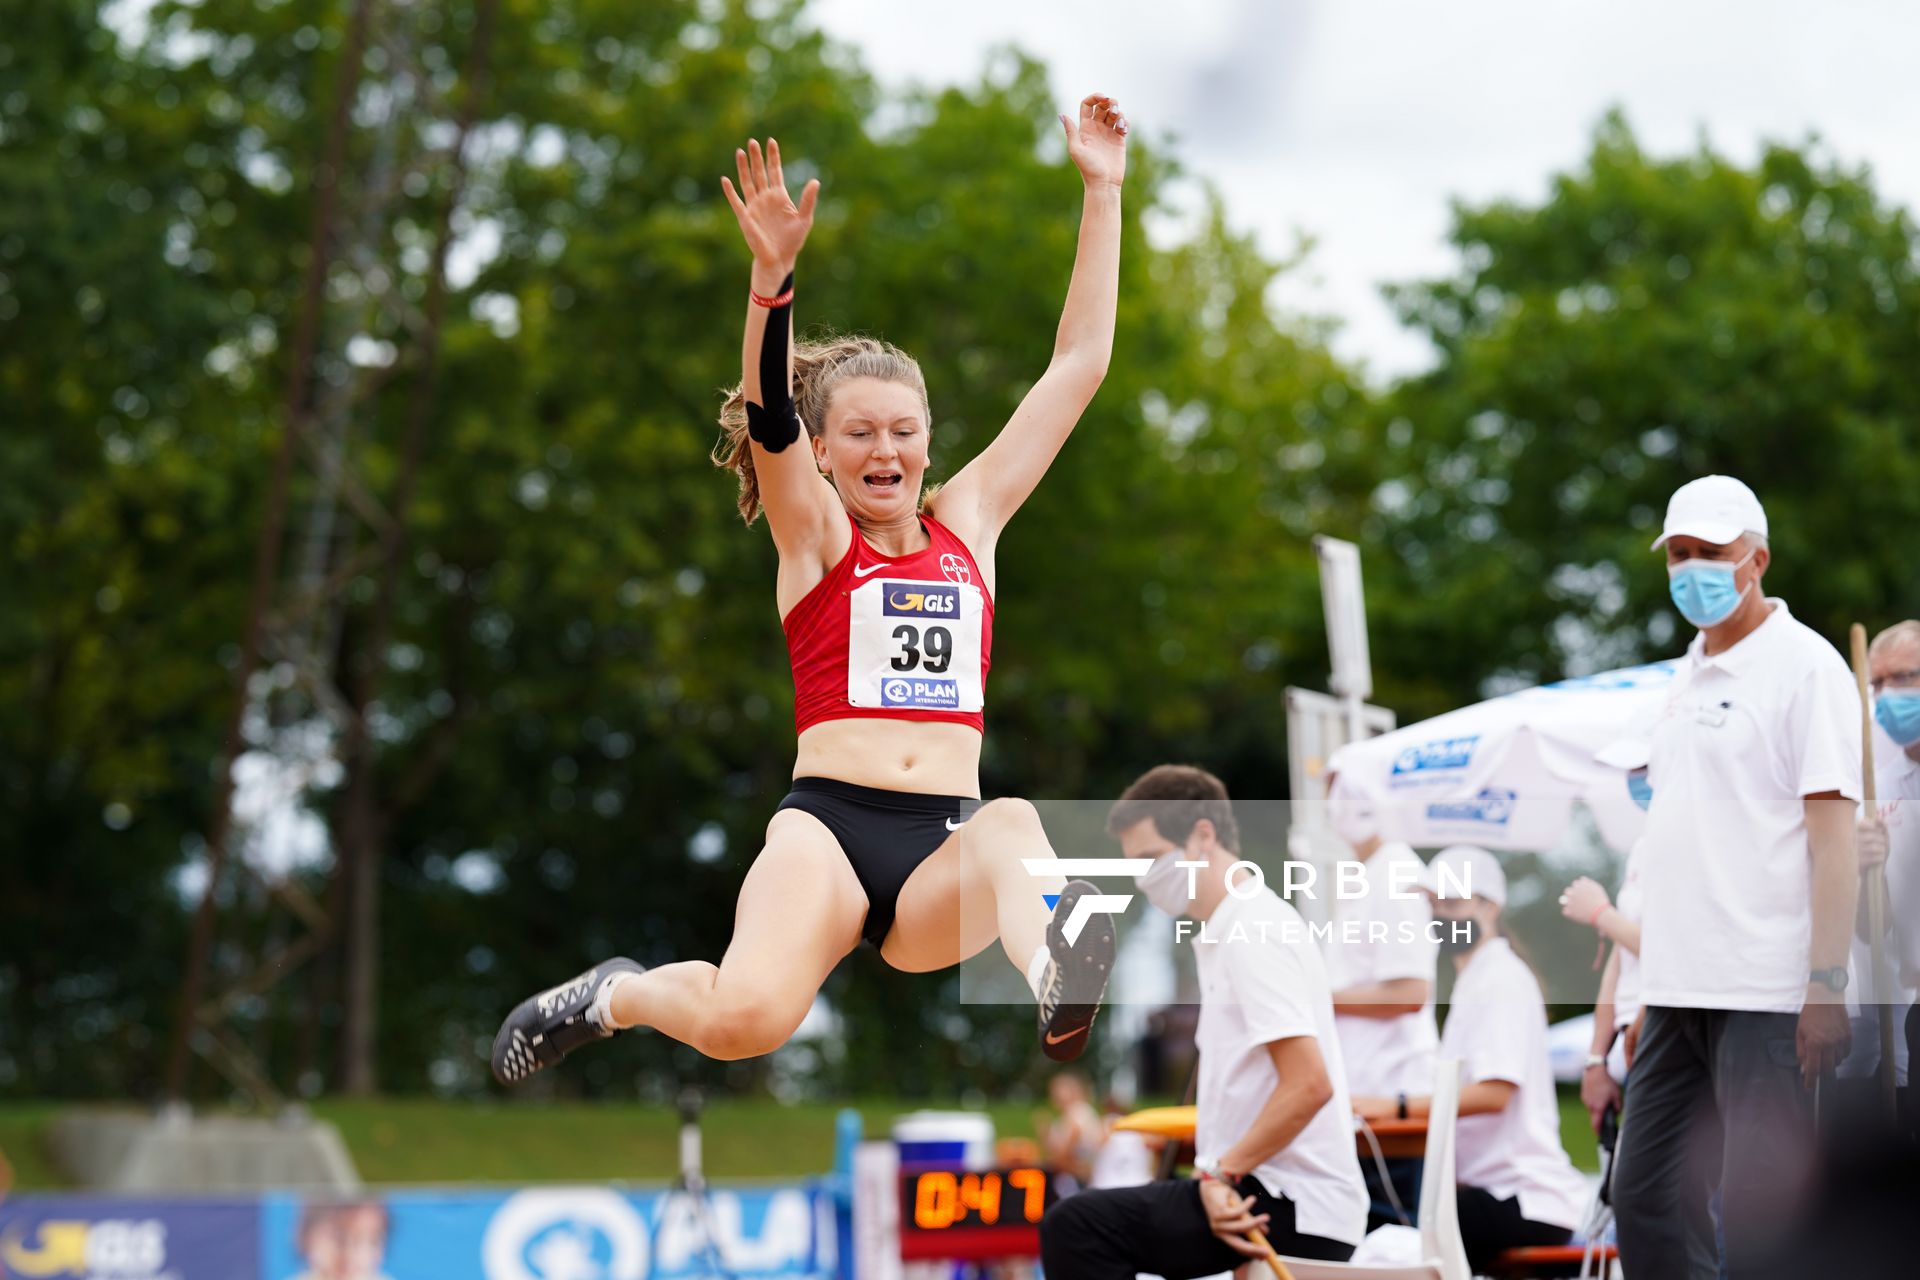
[811,0,1920,382]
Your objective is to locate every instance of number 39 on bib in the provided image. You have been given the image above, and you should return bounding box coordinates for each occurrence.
[847,579,985,712]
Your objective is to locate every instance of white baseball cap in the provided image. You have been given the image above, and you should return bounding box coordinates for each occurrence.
[1650,475,1768,550]
[1424,845,1507,906]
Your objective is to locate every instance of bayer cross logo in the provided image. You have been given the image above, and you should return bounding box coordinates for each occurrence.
[1022,859,1148,943]
[939,552,970,584]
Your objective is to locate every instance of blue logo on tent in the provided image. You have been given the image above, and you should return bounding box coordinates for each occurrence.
[1391,735,1479,776]
[1540,660,1679,693]
[1426,788,1517,826]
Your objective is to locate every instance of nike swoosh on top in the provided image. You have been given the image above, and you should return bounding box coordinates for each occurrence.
[853,562,889,577]
[1044,1026,1087,1045]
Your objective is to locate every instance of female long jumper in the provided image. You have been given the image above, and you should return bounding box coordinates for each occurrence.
[492,95,1131,1081]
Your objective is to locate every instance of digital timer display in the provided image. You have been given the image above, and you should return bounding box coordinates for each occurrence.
[897,1166,1060,1261]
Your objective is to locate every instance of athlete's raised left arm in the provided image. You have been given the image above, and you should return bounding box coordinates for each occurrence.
[935,94,1126,549]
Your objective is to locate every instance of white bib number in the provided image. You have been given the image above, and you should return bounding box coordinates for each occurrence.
[847,578,985,713]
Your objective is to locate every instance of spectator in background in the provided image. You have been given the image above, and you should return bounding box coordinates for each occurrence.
[1089,1087,1159,1190]
[1040,764,1365,1278]
[1324,773,1439,1229]
[1841,619,1920,1091]
[1353,845,1589,1275]
[1614,475,1861,1280]
[293,1200,393,1280]
[1561,738,1652,1132]
[1037,1070,1105,1190]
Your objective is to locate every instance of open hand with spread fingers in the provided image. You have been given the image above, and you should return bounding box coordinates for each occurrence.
[720,137,820,273]
[1060,93,1129,189]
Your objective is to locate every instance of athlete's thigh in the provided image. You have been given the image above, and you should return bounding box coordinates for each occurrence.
[714,808,869,1002]
[881,824,1000,973]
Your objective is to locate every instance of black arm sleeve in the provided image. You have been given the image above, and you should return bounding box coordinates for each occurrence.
[744,272,801,453]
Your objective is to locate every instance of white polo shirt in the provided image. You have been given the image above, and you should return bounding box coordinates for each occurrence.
[1612,839,1647,1030]
[1639,599,1864,1013]
[1193,887,1369,1247]
[1876,747,1920,988]
[1846,748,1919,1079]
[1323,843,1440,1096]
[1443,938,1590,1231]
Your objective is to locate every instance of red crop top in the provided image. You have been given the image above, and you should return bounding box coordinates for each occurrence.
[782,513,994,734]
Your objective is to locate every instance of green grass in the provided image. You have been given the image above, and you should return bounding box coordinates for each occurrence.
[0,1104,69,1191]
[0,1089,1602,1191]
[1557,1089,1601,1171]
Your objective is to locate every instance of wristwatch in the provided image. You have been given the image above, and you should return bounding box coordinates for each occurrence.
[1809,966,1849,992]
[1583,1053,1608,1070]
[1193,1155,1227,1182]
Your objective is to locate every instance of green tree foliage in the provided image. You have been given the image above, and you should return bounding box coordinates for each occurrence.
[16,5,1914,1107]
[1369,114,1920,713]
[2,0,1364,1100]
[0,0,264,1096]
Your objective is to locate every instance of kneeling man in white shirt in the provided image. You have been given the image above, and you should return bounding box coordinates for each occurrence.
[1039,764,1367,1278]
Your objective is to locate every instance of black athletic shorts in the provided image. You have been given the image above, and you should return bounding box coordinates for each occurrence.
[776,776,979,948]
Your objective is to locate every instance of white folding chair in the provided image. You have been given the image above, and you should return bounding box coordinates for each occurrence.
[1265,1058,1472,1280]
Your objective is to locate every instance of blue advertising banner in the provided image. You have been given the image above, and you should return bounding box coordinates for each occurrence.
[0,1196,260,1280]
[0,1185,835,1280]
[260,1185,838,1280]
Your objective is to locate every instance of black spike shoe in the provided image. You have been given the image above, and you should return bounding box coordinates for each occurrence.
[1037,880,1117,1062]
[490,957,644,1085]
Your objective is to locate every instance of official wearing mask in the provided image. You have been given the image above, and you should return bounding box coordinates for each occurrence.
[1040,765,1367,1278]
[1323,774,1439,1229]
[1351,845,1589,1275]
[1843,620,1920,1088]
[1613,476,1862,1280]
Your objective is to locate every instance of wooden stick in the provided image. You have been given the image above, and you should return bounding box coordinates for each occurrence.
[1247,1227,1298,1280]
[1850,623,1898,1117]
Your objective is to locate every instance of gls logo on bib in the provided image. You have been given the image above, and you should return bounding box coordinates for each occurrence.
[885,584,960,617]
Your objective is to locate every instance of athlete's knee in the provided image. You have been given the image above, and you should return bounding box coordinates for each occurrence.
[699,992,804,1061]
[971,796,1046,841]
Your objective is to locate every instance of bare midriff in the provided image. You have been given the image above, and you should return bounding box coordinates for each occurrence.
[793,717,982,797]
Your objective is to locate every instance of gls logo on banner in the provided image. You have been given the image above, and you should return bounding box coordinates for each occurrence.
[1020,860,1146,944]
[1,1218,168,1278]
[1390,735,1479,776]
[1425,787,1517,827]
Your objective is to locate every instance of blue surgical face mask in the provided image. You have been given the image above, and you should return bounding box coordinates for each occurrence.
[1626,770,1653,811]
[1667,549,1756,629]
[1876,693,1920,747]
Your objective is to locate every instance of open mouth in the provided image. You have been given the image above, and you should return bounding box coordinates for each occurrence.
[863,471,903,492]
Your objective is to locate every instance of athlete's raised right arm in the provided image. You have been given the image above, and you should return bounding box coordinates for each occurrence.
[720,139,839,555]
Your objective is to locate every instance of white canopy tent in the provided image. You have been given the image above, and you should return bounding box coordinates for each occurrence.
[1326,661,1680,855]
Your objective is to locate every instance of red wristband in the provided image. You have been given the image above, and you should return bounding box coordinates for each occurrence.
[1589,904,1609,928]
[749,285,794,308]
